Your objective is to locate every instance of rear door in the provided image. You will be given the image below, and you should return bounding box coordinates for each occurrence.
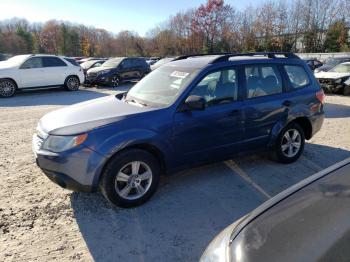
[42,57,68,86]
[19,57,46,88]
[119,59,134,80]
[242,63,288,147]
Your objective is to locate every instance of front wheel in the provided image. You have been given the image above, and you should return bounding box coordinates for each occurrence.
[110,75,120,87]
[65,76,80,91]
[100,149,161,207]
[273,123,305,164]
[0,79,16,98]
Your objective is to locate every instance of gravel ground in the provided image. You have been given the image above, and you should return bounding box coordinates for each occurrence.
[0,87,350,262]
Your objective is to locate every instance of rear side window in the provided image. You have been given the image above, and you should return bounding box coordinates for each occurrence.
[245,65,283,98]
[63,58,79,66]
[284,65,310,89]
[43,57,67,67]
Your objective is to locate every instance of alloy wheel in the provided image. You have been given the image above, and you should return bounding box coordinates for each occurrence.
[111,76,120,87]
[0,80,16,97]
[67,77,79,90]
[114,161,153,200]
[281,129,301,158]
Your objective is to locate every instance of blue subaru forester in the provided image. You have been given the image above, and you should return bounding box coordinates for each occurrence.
[33,53,325,207]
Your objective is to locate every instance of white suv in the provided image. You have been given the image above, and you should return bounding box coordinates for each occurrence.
[0,54,85,97]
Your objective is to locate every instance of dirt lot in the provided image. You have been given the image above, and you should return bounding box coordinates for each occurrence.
[1,86,350,262]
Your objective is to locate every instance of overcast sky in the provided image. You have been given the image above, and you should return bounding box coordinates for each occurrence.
[0,0,266,36]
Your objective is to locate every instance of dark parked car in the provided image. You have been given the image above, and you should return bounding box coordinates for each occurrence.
[85,57,150,87]
[150,57,177,70]
[314,56,350,73]
[80,59,106,75]
[33,52,324,207]
[201,158,350,262]
[303,58,323,71]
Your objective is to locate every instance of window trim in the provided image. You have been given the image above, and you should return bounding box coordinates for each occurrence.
[282,64,312,92]
[243,63,285,100]
[180,66,241,110]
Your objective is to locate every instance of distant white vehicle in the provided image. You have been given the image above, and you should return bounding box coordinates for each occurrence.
[315,62,350,95]
[0,54,85,97]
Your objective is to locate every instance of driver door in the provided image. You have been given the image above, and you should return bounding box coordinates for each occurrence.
[19,57,47,88]
[171,68,244,165]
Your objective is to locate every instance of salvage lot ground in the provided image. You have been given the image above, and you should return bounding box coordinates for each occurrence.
[1,85,350,262]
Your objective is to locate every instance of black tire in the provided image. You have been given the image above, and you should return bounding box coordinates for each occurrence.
[0,79,17,98]
[110,75,120,87]
[343,86,350,96]
[100,149,161,208]
[273,122,305,164]
[65,76,80,91]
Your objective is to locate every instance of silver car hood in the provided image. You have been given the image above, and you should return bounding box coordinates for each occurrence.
[38,95,153,136]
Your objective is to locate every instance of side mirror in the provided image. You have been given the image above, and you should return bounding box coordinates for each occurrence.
[184,95,206,111]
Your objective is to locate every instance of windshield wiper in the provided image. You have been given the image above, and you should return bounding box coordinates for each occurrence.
[125,98,149,107]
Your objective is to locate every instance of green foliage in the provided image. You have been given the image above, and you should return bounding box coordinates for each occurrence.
[324,20,349,52]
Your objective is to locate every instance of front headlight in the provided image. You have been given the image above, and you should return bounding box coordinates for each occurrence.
[42,134,88,153]
[200,224,235,262]
[200,216,247,262]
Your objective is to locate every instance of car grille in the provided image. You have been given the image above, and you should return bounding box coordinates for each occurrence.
[87,73,98,79]
[318,78,335,85]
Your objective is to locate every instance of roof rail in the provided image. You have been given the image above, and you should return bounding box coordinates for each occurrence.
[172,52,236,61]
[211,52,300,63]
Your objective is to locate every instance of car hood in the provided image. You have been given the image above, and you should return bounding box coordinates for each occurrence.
[39,95,154,135]
[87,66,113,74]
[0,62,15,70]
[314,71,350,80]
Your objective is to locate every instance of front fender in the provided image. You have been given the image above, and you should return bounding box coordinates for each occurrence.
[87,127,174,186]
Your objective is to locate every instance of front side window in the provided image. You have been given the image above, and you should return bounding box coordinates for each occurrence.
[189,68,238,106]
[20,57,43,69]
[284,65,310,89]
[245,65,283,98]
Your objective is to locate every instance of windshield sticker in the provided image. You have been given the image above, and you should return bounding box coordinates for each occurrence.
[170,71,189,79]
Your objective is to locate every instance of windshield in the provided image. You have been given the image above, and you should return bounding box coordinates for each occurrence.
[326,58,346,67]
[153,58,174,67]
[80,60,97,69]
[102,58,123,68]
[2,55,31,66]
[329,63,350,73]
[126,66,198,107]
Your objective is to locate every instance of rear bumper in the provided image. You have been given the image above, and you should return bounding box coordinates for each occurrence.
[310,111,324,137]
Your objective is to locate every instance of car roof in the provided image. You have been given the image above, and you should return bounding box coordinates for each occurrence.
[166,52,302,70]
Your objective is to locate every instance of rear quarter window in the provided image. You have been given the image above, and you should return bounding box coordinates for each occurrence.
[284,65,310,89]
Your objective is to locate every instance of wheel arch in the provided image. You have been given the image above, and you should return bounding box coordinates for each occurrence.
[0,77,19,89]
[269,116,313,146]
[94,142,167,189]
[64,75,80,85]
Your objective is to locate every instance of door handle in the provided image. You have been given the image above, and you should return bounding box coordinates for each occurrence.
[282,100,292,107]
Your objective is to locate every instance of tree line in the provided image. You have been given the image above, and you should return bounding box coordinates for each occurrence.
[0,0,349,58]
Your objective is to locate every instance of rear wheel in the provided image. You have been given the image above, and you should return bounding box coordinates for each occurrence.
[273,123,305,164]
[0,79,16,98]
[100,149,160,207]
[65,76,80,91]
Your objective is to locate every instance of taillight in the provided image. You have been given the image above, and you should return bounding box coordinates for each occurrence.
[316,89,325,104]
